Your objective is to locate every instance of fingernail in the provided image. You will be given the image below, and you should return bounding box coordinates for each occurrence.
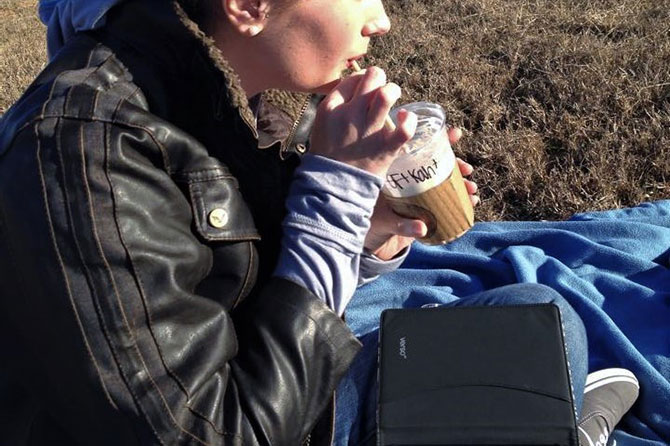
[398,221,413,235]
[397,221,418,237]
[399,220,427,237]
[418,222,428,237]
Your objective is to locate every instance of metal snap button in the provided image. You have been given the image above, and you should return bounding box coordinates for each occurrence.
[208,208,228,228]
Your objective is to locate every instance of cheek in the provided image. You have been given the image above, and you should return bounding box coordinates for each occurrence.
[305,16,353,60]
[292,39,342,86]
[272,14,356,89]
[316,26,355,69]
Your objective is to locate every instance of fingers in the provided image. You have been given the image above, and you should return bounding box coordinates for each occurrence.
[321,71,365,110]
[366,82,401,130]
[448,127,462,145]
[397,218,428,238]
[464,178,478,195]
[456,157,473,176]
[456,158,480,206]
[464,178,480,207]
[371,195,427,238]
[324,67,408,144]
[328,66,393,115]
[354,66,387,97]
[384,108,417,151]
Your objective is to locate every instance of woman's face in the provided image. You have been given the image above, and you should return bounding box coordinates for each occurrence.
[254,0,391,93]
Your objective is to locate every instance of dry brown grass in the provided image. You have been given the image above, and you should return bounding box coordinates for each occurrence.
[371,0,670,220]
[2,0,669,221]
[0,0,46,115]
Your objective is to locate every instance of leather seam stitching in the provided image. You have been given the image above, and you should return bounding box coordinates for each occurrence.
[35,119,121,412]
[103,123,243,442]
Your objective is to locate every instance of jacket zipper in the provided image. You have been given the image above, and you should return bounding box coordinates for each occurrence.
[281,96,311,158]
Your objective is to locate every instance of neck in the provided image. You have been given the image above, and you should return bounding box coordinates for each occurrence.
[212,28,269,98]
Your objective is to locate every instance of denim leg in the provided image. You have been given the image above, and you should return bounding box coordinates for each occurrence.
[440,283,588,413]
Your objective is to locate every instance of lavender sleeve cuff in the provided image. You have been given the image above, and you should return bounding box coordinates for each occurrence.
[274,154,382,315]
[358,246,411,287]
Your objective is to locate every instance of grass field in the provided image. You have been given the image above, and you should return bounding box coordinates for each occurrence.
[1,0,669,221]
[0,0,46,115]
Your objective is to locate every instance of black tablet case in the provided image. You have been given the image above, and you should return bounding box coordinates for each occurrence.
[377,304,579,446]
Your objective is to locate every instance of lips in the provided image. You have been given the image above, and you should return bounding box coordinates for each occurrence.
[346,54,366,69]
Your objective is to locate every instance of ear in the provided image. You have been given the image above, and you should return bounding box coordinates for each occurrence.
[222,0,271,37]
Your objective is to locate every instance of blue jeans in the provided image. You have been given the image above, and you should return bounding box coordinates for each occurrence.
[335,283,588,446]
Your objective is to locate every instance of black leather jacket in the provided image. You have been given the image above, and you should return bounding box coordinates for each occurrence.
[0,1,361,444]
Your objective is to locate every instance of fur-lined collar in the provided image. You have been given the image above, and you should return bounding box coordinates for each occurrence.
[173,0,310,150]
[173,1,257,131]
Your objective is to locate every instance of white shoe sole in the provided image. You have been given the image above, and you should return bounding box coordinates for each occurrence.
[584,368,639,394]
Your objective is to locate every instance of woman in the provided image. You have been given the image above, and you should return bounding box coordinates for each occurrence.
[0,0,636,445]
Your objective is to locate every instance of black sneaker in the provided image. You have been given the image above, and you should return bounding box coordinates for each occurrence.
[578,368,640,446]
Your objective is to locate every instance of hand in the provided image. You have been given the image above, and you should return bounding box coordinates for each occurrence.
[364,127,480,260]
[309,67,417,177]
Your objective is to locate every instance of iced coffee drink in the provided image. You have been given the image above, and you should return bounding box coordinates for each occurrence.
[384,102,474,245]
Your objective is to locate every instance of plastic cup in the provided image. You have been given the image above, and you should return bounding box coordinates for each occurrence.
[383,102,474,245]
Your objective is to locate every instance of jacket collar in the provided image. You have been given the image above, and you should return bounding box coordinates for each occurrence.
[171,1,258,134]
[173,0,318,157]
[100,0,310,154]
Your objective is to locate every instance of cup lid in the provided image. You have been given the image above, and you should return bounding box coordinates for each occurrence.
[390,102,446,155]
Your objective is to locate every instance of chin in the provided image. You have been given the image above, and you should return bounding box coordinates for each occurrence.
[286,67,346,95]
[309,75,345,95]
[310,83,337,95]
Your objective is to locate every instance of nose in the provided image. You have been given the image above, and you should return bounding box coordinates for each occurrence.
[362,1,391,37]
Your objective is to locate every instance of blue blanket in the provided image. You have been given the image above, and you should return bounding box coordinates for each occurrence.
[337,200,670,446]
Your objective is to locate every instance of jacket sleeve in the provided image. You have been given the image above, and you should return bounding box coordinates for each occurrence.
[0,112,361,445]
